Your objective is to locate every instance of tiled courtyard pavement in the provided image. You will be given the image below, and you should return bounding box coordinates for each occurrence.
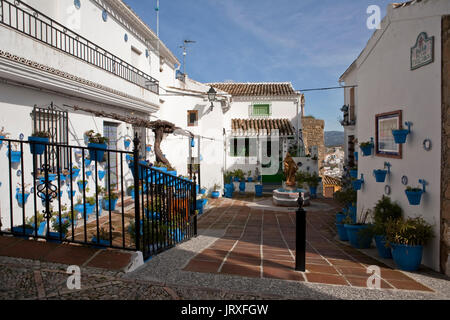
[185,196,436,292]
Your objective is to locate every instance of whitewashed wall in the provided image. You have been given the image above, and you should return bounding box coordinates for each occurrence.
[349,1,449,271]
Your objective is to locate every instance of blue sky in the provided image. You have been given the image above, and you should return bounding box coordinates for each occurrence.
[124,0,393,131]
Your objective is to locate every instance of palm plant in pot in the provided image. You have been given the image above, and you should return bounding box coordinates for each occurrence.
[367,196,403,259]
[344,209,374,249]
[385,216,434,271]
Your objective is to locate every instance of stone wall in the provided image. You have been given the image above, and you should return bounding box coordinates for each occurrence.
[441,15,450,276]
[301,117,325,175]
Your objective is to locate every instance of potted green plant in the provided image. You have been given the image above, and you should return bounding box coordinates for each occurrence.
[344,209,374,249]
[103,192,119,211]
[385,217,434,271]
[247,170,253,182]
[349,166,358,179]
[48,218,70,243]
[86,130,108,162]
[405,186,424,206]
[224,171,233,184]
[368,196,403,259]
[92,227,112,248]
[305,172,320,198]
[296,171,307,188]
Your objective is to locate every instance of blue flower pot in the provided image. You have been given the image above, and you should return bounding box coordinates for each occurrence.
[84,158,92,167]
[124,139,131,149]
[336,213,346,224]
[88,143,107,162]
[67,190,76,199]
[8,150,22,163]
[375,235,392,259]
[405,190,423,206]
[391,243,423,271]
[72,168,81,179]
[196,199,204,214]
[199,189,207,195]
[352,179,363,191]
[360,145,373,157]
[15,192,30,206]
[350,170,358,179]
[126,155,133,162]
[255,185,263,197]
[239,181,246,193]
[12,226,35,237]
[211,191,220,199]
[86,171,92,178]
[98,170,106,180]
[354,152,359,162]
[309,186,317,198]
[392,129,409,144]
[234,177,240,182]
[247,177,253,182]
[28,136,49,155]
[77,181,88,191]
[146,146,152,152]
[373,169,388,183]
[344,224,373,249]
[46,231,66,243]
[336,223,349,241]
[103,198,118,211]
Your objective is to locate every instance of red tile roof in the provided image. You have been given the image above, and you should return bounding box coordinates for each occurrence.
[210,82,297,97]
[392,0,423,9]
[231,119,295,136]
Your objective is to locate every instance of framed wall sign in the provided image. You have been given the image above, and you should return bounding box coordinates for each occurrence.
[411,32,434,70]
[375,110,402,159]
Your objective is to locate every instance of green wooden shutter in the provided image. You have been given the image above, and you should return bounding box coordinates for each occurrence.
[253,104,270,116]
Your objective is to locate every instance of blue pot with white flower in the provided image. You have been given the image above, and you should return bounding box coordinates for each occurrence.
[373,169,388,183]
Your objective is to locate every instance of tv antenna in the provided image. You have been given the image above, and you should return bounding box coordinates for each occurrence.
[180,40,196,75]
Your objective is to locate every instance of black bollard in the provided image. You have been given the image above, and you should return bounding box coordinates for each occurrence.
[295,193,306,272]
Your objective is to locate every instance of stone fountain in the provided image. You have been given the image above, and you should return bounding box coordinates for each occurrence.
[272,153,310,207]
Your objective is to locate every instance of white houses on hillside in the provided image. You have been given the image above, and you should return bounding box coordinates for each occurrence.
[339,0,450,275]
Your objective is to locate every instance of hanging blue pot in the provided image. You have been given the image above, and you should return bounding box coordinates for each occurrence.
[8,149,22,164]
[191,138,195,148]
[255,184,263,197]
[239,181,246,193]
[247,177,253,182]
[350,169,358,179]
[196,199,204,214]
[126,155,133,162]
[336,223,349,241]
[373,169,388,183]
[392,129,409,144]
[67,189,76,199]
[344,224,372,249]
[15,190,30,206]
[88,143,107,162]
[77,181,88,191]
[354,152,359,162]
[352,179,363,191]
[234,177,240,182]
[360,144,373,156]
[146,146,152,152]
[103,198,118,211]
[391,243,423,271]
[124,139,131,149]
[28,136,49,155]
[405,190,423,205]
[98,170,106,180]
[84,158,92,167]
[375,235,392,259]
[72,168,80,179]
[86,171,92,178]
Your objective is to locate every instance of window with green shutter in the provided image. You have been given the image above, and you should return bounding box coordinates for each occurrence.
[252,104,271,116]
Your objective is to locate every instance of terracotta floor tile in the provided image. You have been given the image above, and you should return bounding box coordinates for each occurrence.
[305,273,348,286]
[183,260,222,273]
[193,253,225,263]
[43,244,97,265]
[226,257,261,266]
[0,239,61,261]
[200,249,230,257]
[86,250,134,270]
[220,263,261,278]
[306,264,339,275]
[263,259,295,269]
[388,279,434,292]
[380,269,415,281]
[263,266,304,281]
[305,258,330,265]
[328,259,363,268]
[336,266,372,277]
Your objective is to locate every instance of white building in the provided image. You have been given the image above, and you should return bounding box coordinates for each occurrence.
[339,0,450,274]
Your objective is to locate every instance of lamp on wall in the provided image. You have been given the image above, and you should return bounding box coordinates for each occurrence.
[207,86,217,112]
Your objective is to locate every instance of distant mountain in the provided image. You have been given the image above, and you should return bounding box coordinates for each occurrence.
[325,131,345,147]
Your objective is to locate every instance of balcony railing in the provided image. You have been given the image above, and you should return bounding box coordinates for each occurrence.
[0,0,159,94]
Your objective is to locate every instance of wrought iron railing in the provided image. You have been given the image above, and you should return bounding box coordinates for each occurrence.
[0,0,159,94]
[0,137,197,260]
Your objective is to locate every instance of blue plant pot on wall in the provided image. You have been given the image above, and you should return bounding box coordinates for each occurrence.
[354,152,359,162]
[373,170,388,183]
[352,179,363,191]
[8,149,22,164]
[239,181,246,193]
[28,136,49,155]
[234,177,240,182]
[350,170,358,179]
[247,177,253,182]
[88,143,107,162]
[360,145,373,157]
[405,190,423,206]
[103,198,118,211]
[98,170,106,181]
[392,129,409,144]
[77,181,88,192]
[72,168,80,179]
[124,139,131,149]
